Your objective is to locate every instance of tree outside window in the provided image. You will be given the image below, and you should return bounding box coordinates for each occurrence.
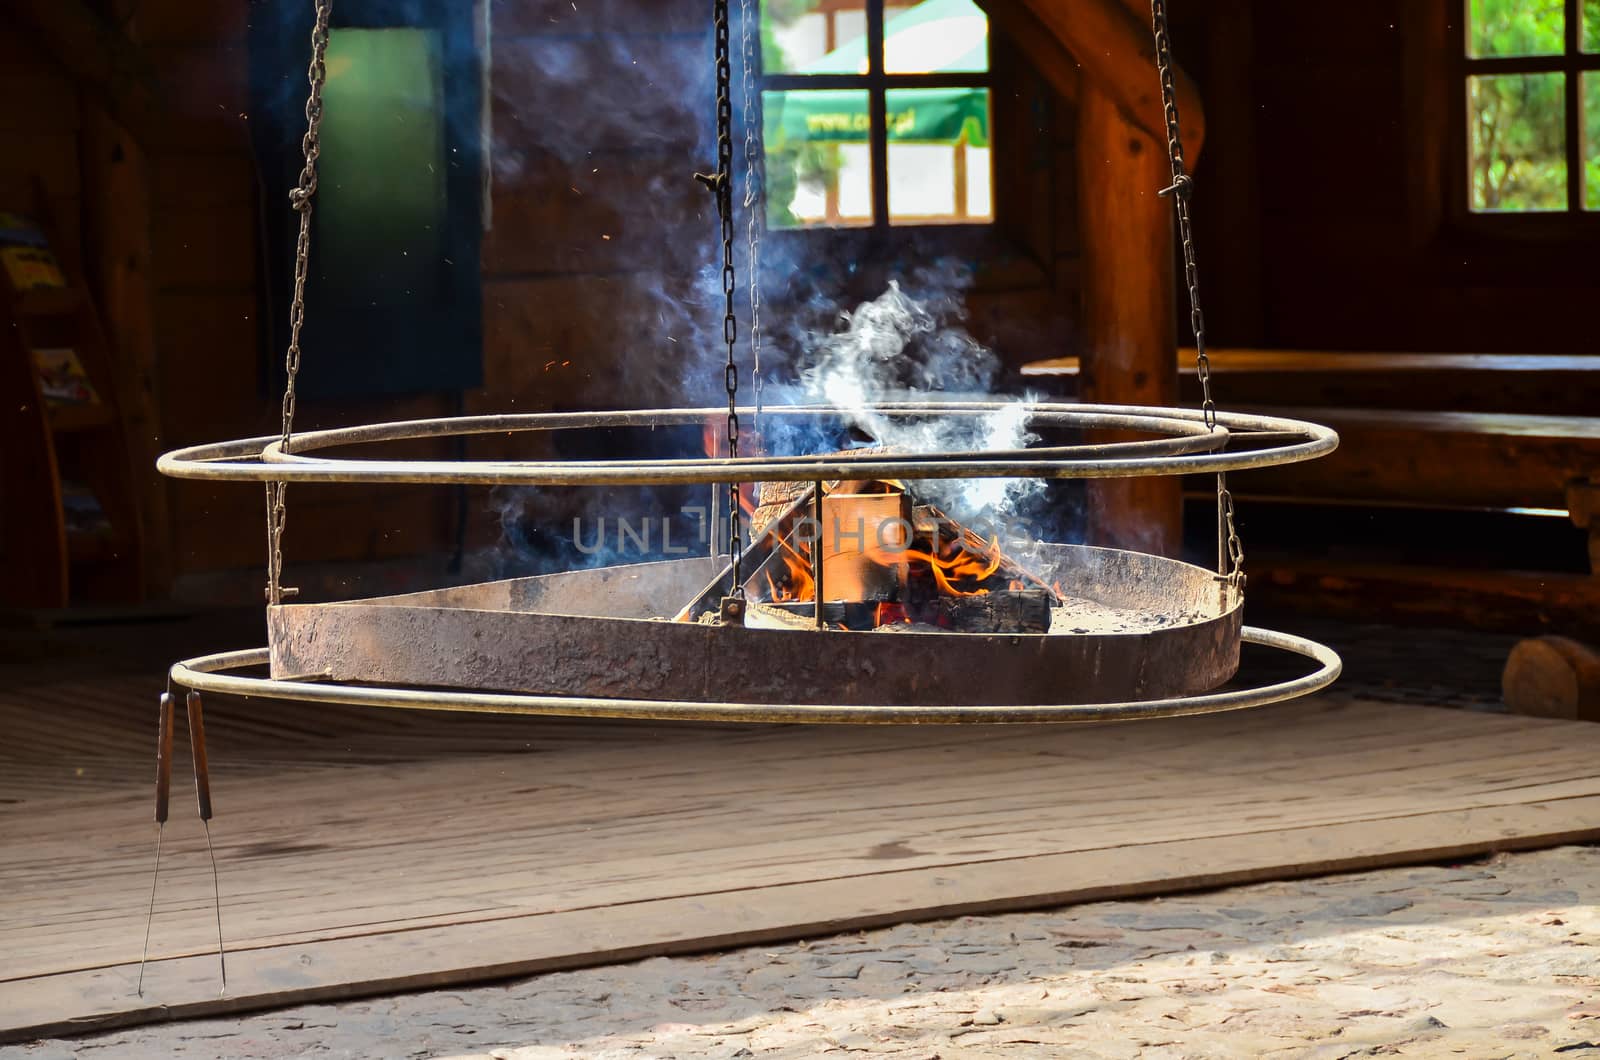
[1465,0,1600,212]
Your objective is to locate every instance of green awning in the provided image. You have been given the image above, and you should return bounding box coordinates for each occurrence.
[764,86,989,147]
[763,0,990,147]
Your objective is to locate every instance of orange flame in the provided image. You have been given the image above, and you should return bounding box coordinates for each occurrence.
[761,535,815,602]
[863,534,1002,598]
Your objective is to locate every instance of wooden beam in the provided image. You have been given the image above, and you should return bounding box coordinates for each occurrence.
[11,0,159,145]
[1076,85,1181,556]
[981,1,1080,109]
[984,0,1206,152]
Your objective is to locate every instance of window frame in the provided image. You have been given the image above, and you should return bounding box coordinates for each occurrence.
[759,0,996,231]
[1450,0,1600,227]
[248,0,487,400]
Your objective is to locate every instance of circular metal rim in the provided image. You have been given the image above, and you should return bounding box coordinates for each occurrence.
[171,626,1340,725]
[157,402,1339,488]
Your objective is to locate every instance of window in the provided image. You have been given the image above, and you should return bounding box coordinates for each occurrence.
[760,0,993,229]
[248,0,485,399]
[1463,0,1600,213]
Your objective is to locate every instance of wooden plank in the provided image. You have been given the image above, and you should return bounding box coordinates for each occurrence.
[5,679,1600,1042]
[0,739,1585,974]
[11,735,1595,967]
[6,791,1599,1043]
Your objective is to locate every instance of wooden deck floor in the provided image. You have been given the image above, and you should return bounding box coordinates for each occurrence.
[4,663,1600,1043]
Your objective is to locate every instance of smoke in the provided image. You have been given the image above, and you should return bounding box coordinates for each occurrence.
[463,12,1072,570]
[772,264,1047,523]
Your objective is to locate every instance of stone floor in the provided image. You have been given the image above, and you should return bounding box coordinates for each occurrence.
[11,845,1600,1059]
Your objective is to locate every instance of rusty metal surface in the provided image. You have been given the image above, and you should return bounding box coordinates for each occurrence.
[269,545,1243,707]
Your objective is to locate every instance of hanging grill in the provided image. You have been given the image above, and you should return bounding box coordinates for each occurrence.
[156,0,1342,724]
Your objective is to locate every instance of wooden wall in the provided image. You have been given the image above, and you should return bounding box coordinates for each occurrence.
[477,0,1078,417]
[464,0,1082,562]
[0,27,83,277]
[1179,0,1599,355]
[6,0,1088,598]
[137,2,459,583]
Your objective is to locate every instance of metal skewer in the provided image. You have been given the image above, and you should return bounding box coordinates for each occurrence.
[136,690,174,996]
[187,691,226,995]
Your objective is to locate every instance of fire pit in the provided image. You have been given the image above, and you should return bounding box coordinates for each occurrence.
[265,548,1240,710]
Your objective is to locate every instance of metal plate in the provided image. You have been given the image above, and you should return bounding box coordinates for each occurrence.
[269,544,1244,707]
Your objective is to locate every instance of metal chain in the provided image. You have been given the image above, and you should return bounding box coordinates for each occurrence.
[739,0,764,447]
[1148,0,1243,584]
[696,0,743,595]
[266,0,333,605]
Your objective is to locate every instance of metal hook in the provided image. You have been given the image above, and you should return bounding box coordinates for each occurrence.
[1158,172,1194,199]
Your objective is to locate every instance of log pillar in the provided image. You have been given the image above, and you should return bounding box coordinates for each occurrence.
[1076,85,1181,557]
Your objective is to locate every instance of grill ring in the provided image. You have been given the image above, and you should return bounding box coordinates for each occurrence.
[157,402,1336,488]
[171,626,1340,725]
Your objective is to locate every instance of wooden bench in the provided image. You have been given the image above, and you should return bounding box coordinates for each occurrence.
[1021,348,1600,515]
[1019,349,1600,638]
[1230,407,1600,514]
[1021,348,1600,416]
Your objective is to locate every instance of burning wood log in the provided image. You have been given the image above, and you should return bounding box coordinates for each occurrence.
[820,491,911,602]
[913,590,1053,634]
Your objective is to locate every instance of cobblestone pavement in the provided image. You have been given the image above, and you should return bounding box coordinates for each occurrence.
[11,846,1600,1059]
